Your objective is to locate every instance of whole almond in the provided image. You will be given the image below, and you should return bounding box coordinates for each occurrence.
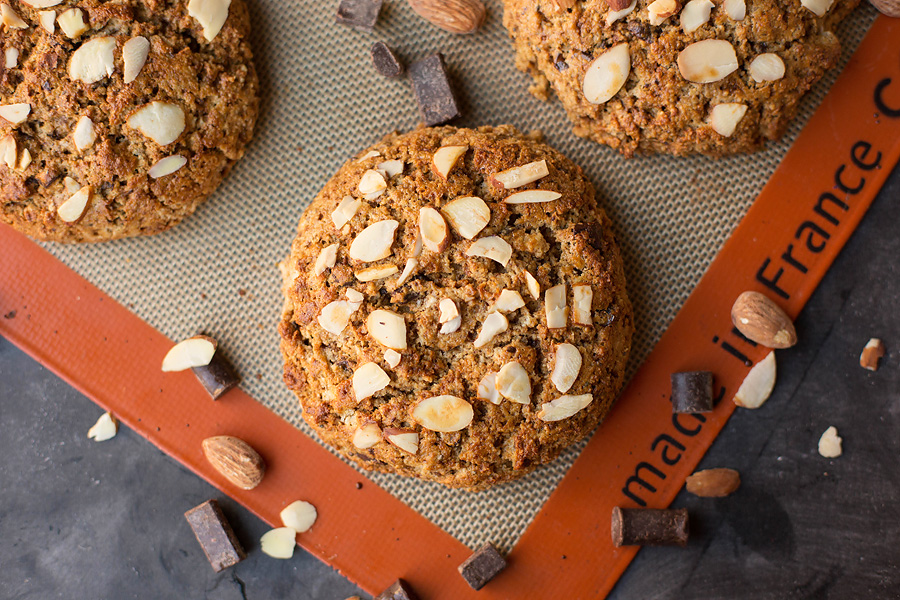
[608,0,632,9]
[869,0,900,16]
[202,436,266,490]
[685,468,741,497]
[408,0,486,34]
[731,291,797,349]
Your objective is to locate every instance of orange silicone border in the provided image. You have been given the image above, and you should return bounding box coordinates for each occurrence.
[2,16,900,599]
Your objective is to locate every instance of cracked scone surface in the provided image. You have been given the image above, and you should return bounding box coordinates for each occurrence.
[279,126,633,491]
[0,0,258,242]
[502,0,859,157]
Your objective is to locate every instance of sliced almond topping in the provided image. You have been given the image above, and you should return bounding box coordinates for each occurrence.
[504,189,561,204]
[0,134,16,169]
[332,195,361,229]
[749,53,785,82]
[352,421,382,449]
[524,270,540,300]
[492,160,549,189]
[161,335,217,371]
[466,236,512,267]
[126,101,185,146]
[496,361,531,404]
[72,115,96,151]
[419,207,448,253]
[432,145,467,179]
[358,168,387,199]
[376,159,403,178]
[537,394,593,421]
[384,429,418,454]
[358,149,380,161]
[412,230,423,257]
[818,426,842,458]
[317,300,360,335]
[38,10,55,32]
[860,337,885,371]
[17,147,31,171]
[438,298,461,334]
[412,395,474,432]
[473,311,508,348]
[149,154,188,178]
[20,0,63,7]
[477,372,501,405]
[551,343,582,393]
[733,351,776,409]
[800,0,835,16]
[57,185,91,222]
[345,288,364,304]
[648,0,678,25]
[606,0,636,24]
[395,257,418,286]
[57,8,87,38]
[260,528,296,560]
[87,411,118,442]
[545,284,567,329]
[572,284,592,325]
[68,37,116,84]
[352,362,390,402]
[63,176,80,194]
[4,48,18,69]
[677,40,739,84]
[441,196,490,240]
[491,289,525,313]
[355,264,398,282]
[680,0,713,33]
[709,103,748,137]
[123,36,151,84]
[280,500,317,533]
[348,219,399,262]
[383,349,401,368]
[583,43,630,105]
[188,0,232,41]
[313,243,338,276]
[366,309,407,350]
[723,0,746,19]
[1,4,27,29]
[0,103,29,125]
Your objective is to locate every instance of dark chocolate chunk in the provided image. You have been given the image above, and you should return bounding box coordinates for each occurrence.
[192,352,240,400]
[372,41,404,78]
[335,0,383,31]
[611,507,689,547]
[375,578,419,600]
[458,542,507,590]
[184,500,246,572]
[670,371,714,413]
[408,54,460,126]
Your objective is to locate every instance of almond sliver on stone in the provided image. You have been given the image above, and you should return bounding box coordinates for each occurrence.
[537,394,593,421]
[583,43,630,104]
[733,351,776,409]
[352,362,390,402]
[412,395,473,432]
[492,160,549,189]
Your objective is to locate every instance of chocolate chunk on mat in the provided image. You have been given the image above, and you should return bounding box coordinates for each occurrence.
[611,507,689,547]
[372,41,404,78]
[376,579,419,600]
[670,371,714,413]
[184,500,245,572]
[335,0,383,31]
[409,54,460,126]
[458,542,507,590]
[192,352,240,400]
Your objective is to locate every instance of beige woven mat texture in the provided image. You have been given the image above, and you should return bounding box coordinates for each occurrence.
[42,0,876,552]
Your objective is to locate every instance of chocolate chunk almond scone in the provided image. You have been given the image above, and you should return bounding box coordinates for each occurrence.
[279,125,633,491]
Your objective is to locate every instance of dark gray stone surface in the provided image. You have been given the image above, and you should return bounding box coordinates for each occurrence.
[2,169,898,599]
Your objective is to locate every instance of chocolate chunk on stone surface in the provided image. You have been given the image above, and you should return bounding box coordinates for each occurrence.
[184,500,246,572]
[611,507,689,547]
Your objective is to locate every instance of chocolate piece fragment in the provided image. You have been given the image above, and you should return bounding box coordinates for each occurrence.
[611,507,689,547]
[409,54,460,126]
[192,352,240,400]
[458,542,507,590]
[670,371,714,413]
[335,0,383,31]
[184,500,246,572]
[376,579,419,600]
[372,41,404,78]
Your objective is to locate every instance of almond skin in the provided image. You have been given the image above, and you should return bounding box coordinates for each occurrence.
[408,0,486,34]
[730,291,797,349]
[202,436,266,490]
[685,468,741,497]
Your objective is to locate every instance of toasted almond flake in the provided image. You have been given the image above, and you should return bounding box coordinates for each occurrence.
[492,160,549,189]
[383,349,401,368]
[317,300,360,335]
[0,103,29,125]
[17,147,30,170]
[524,271,540,300]
[432,145,467,179]
[87,412,118,442]
[723,0,746,19]
[709,103,748,137]
[149,154,188,178]
[438,298,461,334]
[68,36,116,84]
[504,189,561,204]
[280,501,317,533]
[63,176,80,193]
[352,421,382,448]
[859,337,885,371]
[260,528,296,559]
[313,243,338,276]
[677,40,739,84]
[495,361,531,404]
[583,43,630,104]
[551,343,582,393]
[572,285,592,325]
[473,311,508,348]
[606,0,636,24]
[4,47,17,69]
[1,4,27,29]
[352,362,390,402]
[419,207,448,252]
[537,394,593,421]
[395,258,418,286]
[411,230,423,257]
[466,236,512,267]
[188,0,232,41]
[345,288,364,304]
[376,159,403,178]
[123,36,150,83]
[441,196,490,239]
[38,9,54,31]
[680,0,713,33]
[733,351,776,409]
[57,185,91,222]
[648,0,678,25]
[800,0,835,16]
[358,149,380,161]
[749,53,785,82]
[355,264,398,282]
[817,426,842,458]
[57,8,87,38]
[358,168,387,199]
[0,134,16,169]
[332,195,361,229]
[71,115,96,151]
[412,395,474,432]
[366,309,407,350]
[127,101,185,146]
[491,289,525,313]
[477,372,501,404]
[161,335,217,371]
[349,219,399,262]
[20,0,63,7]
[384,429,418,454]
[545,284,567,329]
